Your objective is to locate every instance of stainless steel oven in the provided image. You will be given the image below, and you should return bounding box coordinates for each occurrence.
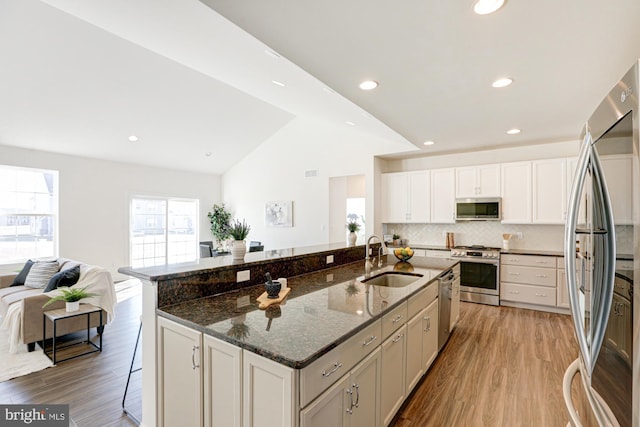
[450,245,500,306]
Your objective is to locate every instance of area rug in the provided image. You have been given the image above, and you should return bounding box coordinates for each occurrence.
[0,327,53,382]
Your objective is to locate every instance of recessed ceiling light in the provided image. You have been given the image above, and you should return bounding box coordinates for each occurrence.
[423,140,435,146]
[271,80,285,87]
[474,0,506,15]
[359,80,379,90]
[128,135,139,142]
[507,128,521,135]
[346,121,356,126]
[492,77,513,88]
[205,152,212,157]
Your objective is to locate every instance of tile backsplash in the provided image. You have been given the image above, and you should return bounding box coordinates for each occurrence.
[384,223,634,255]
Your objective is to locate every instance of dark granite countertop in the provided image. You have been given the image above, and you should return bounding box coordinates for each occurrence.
[157,256,457,369]
[119,242,365,282]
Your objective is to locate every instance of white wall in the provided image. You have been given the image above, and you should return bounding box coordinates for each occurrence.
[222,117,412,250]
[0,144,221,280]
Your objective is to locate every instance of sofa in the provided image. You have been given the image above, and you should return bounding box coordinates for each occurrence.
[0,258,116,352]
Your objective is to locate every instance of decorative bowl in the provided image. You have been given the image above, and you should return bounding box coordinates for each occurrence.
[393,247,414,262]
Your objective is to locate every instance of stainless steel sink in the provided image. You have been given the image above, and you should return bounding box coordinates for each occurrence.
[362,272,423,288]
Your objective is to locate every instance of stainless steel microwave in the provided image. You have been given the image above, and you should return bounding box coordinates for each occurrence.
[455,198,501,221]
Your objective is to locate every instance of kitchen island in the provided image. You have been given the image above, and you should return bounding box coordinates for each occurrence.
[119,243,457,427]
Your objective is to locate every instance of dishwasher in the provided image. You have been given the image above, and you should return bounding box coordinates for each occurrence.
[438,268,456,351]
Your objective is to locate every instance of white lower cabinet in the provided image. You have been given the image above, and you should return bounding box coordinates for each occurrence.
[300,347,381,427]
[243,351,296,427]
[380,324,407,426]
[405,299,439,394]
[157,317,204,427]
[203,335,242,427]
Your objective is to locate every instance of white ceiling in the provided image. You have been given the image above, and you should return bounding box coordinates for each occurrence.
[1,0,640,174]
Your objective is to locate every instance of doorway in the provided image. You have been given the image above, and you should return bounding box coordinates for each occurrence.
[329,175,366,245]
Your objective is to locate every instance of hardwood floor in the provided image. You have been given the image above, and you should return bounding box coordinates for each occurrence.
[392,301,598,427]
[1,287,597,427]
[0,284,142,427]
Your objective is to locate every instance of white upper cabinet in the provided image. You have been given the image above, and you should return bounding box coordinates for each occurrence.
[430,168,455,223]
[455,164,501,198]
[381,171,430,223]
[501,162,532,224]
[600,155,633,224]
[532,158,567,224]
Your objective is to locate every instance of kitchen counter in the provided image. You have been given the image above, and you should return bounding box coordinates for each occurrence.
[157,255,457,369]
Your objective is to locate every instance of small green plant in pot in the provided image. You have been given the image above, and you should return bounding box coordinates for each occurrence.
[43,286,98,312]
[346,220,360,246]
[230,219,251,260]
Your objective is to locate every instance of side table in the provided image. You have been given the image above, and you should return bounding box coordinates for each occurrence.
[43,304,103,364]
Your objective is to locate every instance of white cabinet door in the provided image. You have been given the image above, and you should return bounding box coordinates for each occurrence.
[430,168,455,223]
[381,173,408,223]
[477,164,501,197]
[600,155,633,224]
[556,268,569,309]
[422,298,439,371]
[501,161,532,224]
[157,317,204,427]
[348,347,381,427]
[380,325,407,426]
[300,374,350,427]
[405,308,426,394]
[456,164,501,197]
[407,171,430,222]
[204,335,242,427]
[450,277,460,331]
[533,158,567,224]
[455,167,479,197]
[243,351,295,427]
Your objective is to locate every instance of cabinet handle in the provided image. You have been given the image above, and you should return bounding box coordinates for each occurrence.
[509,272,520,275]
[424,316,431,332]
[535,260,549,264]
[322,362,343,377]
[345,388,353,415]
[509,290,520,294]
[392,334,404,344]
[352,384,360,408]
[508,258,520,262]
[535,274,548,278]
[535,293,548,297]
[362,335,378,347]
[392,314,404,323]
[191,345,199,370]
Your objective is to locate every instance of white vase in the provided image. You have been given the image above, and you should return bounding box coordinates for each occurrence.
[348,231,357,246]
[231,240,246,260]
[66,301,80,312]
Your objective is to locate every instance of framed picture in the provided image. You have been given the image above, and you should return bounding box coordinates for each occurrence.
[265,201,293,227]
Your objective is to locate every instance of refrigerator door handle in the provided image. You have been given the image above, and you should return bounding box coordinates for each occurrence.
[587,144,616,375]
[565,130,592,371]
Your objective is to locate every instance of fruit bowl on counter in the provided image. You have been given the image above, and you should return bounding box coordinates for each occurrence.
[393,247,414,262]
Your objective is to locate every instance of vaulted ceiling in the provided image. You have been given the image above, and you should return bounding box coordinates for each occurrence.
[1,0,639,174]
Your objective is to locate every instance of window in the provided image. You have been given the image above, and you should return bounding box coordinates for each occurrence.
[0,165,58,264]
[130,197,198,268]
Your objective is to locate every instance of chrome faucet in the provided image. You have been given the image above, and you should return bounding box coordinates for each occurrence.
[365,234,387,273]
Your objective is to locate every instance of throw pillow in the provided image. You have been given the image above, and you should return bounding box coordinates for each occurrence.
[10,259,34,286]
[24,260,60,289]
[44,265,80,292]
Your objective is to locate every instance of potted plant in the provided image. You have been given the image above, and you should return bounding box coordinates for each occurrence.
[207,204,232,251]
[43,286,98,312]
[229,219,251,260]
[392,234,401,246]
[346,220,360,246]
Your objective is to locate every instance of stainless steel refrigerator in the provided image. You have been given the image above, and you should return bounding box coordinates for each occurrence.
[563,60,638,426]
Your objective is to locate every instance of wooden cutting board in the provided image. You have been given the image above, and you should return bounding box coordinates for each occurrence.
[257,287,291,310]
